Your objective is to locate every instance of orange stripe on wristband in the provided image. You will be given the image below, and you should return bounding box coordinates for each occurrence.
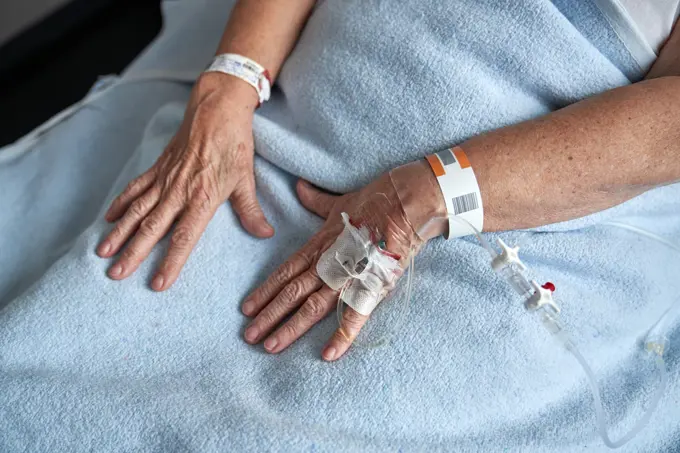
[426,154,446,177]
[452,147,471,169]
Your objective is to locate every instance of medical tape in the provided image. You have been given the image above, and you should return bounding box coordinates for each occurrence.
[316,213,401,316]
[425,146,483,238]
[205,54,272,104]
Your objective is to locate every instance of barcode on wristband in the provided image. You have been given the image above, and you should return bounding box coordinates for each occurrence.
[452,192,479,215]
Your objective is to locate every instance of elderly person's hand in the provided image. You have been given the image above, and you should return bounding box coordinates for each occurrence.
[241,160,447,361]
[97,73,273,291]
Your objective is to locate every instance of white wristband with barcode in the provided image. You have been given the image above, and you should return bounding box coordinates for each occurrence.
[205,53,272,105]
[425,147,484,238]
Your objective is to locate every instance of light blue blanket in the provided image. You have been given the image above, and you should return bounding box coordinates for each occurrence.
[1,1,679,451]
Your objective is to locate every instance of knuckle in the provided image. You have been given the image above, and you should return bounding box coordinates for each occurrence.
[128,199,148,218]
[292,250,313,268]
[109,223,127,240]
[255,310,276,329]
[280,322,299,339]
[335,327,353,344]
[344,316,363,330]
[165,173,183,192]
[236,192,260,215]
[109,196,123,210]
[191,185,215,214]
[170,226,195,249]
[139,215,162,237]
[341,314,364,336]
[120,246,139,263]
[165,189,185,209]
[273,262,296,286]
[123,178,142,196]
[241,201,259,216]
[300,293,327,320]
[161,254,181,271]
[280,280,304,303]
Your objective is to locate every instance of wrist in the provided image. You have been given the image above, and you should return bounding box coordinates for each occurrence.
[195,72,260,114]
[389,160,448,241]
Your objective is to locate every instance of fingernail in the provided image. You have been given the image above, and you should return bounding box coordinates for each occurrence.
[109,264,123,277]
[244,326,259,343]
[242,300,255,316]
[323,347,337,361]
[152,275,164,291]
[264,337,278,352]
[98,241,111,256]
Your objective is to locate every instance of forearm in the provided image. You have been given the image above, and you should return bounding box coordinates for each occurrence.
[456,76,680,231]
[195,0,315,111]
[217,0,316,81]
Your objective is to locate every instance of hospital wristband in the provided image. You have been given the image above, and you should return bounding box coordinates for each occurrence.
[425,146,484,238]
[205,54,272,105]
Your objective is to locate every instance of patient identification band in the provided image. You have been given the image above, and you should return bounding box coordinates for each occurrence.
[205,54,272,105]
[425,147,483,239]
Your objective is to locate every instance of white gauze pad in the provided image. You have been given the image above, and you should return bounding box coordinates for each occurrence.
[316,213,401,316]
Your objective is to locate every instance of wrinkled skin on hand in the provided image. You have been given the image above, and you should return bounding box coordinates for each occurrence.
[242,160,447,361]
[97,73,273,291]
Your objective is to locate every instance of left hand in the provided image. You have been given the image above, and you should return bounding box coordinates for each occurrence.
[241,160,447,361]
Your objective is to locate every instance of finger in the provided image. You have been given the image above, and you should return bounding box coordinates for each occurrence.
[230,175,274,238]
[241,236,323,316]
[296,179,338,219]
[107,193,183,280]
[262,285,338,354]
[322,306,369,361]
[150,194,217,291]
[97,186,162,258]
[243,269,323,344]
[105,169,157,222]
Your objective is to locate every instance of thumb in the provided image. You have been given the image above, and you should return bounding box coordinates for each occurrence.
[296,179,338,219]
[230,176,275,238]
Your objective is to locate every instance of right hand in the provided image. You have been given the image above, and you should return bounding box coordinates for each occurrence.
[242,161,448,361]
[97,72,274,291]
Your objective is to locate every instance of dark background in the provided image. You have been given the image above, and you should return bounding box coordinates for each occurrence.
[0,0,163,147]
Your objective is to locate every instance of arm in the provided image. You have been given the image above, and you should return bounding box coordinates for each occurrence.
[215,0,316,82]
[455,25,680,232]
[466,75,680,231]
[98,0,316,291]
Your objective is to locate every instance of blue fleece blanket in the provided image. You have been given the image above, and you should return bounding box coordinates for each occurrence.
[1,1,679,452]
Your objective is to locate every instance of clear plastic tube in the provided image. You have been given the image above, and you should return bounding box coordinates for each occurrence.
[565,341,668,449]
[419,216,675,449]
[602,221,680,255]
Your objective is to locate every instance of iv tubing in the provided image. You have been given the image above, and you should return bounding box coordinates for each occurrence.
[423,215,674,449]
[565,340,668,449]
[602,221,680,255]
